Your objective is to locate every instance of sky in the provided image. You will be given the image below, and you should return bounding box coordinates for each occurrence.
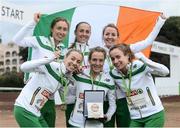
[1,0,180,43]
[3,0,180,16]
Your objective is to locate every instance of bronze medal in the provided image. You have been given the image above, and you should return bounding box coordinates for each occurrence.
[60,104,67,111]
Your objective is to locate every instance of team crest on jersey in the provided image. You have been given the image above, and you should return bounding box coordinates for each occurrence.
[133,64,137,69]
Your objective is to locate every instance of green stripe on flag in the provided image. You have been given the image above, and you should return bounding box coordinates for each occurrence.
[33,8,76,48]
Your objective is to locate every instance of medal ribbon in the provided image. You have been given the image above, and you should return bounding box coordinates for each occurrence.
[48,37,68,104]
[59,69,68,104]
[106,55,114,71]
[121,63,132,97]
[90,71,102,90]
[75,43,87,66]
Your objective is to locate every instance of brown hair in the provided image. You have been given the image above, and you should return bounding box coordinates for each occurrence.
[109,44,135,62]
[68,22,91,49]
[102,23,120,37]
[65,49,83,60]
[50,17,69,36]
[88,46,106,61]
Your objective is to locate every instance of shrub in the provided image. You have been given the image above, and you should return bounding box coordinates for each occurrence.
[0,72,24,87]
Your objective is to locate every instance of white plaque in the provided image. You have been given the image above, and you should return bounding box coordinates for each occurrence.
[84,90,104,119]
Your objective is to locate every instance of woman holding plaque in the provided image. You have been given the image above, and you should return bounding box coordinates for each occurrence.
[109,44,169,127]
[102,14,166,127]
[68,47,116,127]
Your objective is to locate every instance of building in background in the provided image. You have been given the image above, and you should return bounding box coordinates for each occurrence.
[0,38,21,75]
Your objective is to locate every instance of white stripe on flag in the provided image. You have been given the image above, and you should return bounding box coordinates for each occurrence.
[68,5,119,48]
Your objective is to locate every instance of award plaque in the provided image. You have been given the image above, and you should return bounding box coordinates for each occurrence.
[84,90,105,119]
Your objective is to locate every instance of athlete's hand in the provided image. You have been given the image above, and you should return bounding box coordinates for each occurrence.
[34,13,41,23]
[54,51,61,59]
[98,115,107,123]
[160,13,167,20]
[74,66,83,74]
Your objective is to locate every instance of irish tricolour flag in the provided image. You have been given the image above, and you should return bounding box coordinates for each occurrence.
[34,4,160,56]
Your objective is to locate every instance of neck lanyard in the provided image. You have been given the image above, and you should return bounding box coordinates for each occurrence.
[59,68,69,104]
[106,55,114,70]
[75,43,87,66]
[90,71,102,90]
[121,63,132,97]
[48,37,68,107]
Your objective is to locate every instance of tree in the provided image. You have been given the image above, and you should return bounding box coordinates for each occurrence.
[157,16,180,46]
[150,17,180,74]
[19,47,28,62]
[0,72,24,87]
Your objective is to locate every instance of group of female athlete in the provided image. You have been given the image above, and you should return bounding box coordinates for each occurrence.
[11,12,168,127]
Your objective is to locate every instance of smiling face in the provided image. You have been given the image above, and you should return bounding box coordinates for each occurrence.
[75,23,91,44]
[109,48,129,72]
[51,20,69,44]
[103,25,119,49]
[89,51,105,75]
[64,51,83,72]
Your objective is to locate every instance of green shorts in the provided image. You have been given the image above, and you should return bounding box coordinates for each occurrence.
[40,99,56,127]
[14,105,48,127]
[130,110,165,127]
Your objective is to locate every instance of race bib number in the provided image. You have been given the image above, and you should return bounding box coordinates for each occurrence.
[30,87,52,111]
[127,93,148,110]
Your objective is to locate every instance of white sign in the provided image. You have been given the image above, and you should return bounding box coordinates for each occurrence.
[0,2,32,25]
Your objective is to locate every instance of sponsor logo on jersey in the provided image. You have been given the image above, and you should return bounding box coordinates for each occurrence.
[130,88,143,96]
[79,93,84,99]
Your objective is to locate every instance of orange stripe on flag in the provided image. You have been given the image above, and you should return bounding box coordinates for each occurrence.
[116,6,160,57]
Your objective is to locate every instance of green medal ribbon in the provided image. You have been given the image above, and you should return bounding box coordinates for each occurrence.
[90,71,102,90]
[48,37,68,107]
[121,63,132,98]
[106,56,114,71]
[75,43,87,66]
[59,70,68,104]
